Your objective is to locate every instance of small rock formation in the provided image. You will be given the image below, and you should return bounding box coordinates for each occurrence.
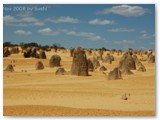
[98,50,103,60]
[137,64,146,72]
[55,67,66,75]
[99,65,107,71]
[87,59,94,72]
[110,55,115,61]
[35,61,44,70]
[147,54,155,63]
[23,47,39,58]
[3,47,10,57]
[70,48,74,57]
[39,51,47,59]
[93,59,100,69]
[23,48,32,58]
[119,53,136,70]
[49,54,61,67]
[5,64,14,72]
[30,47,38,57]
[92,53,100,69]
[103,53,112,64]
[10,47,19,54]
[93,53,98,61]
[108,67,122,80]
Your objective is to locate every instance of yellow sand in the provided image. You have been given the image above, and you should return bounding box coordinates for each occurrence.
[3,50,155,116]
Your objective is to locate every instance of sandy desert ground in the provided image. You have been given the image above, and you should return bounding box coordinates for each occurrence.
[3,50,155,116]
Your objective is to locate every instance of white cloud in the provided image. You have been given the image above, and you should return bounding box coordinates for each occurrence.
[97,5,149,17]
[6,22,44,27]
[45,16,79,23]
[14,30,32,35]
[38,28,52,33]
[66,30,103,41]
[3,15,44,26]
[3,15,19,23]
[114,40,135,44]
[33,22,44,26]
[140,33,155,39]
[38,27,104,40]
[21,17,38,22]
[38,28,59,36]
[108,28,135,32]
[88,19,114,25]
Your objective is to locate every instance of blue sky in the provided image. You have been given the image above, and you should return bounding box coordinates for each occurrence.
[3,4,155,50]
